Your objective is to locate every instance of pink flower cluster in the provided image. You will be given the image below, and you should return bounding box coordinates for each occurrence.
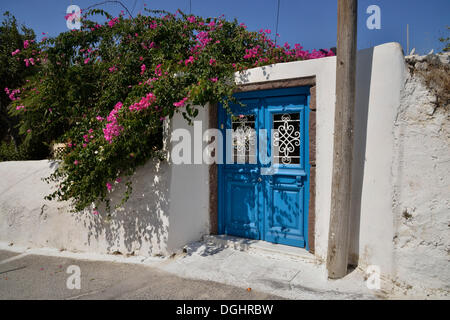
[109,65,118,73]
[103,102,124,143]
[196,31,212,47]
[154,64,162,77]
[4,87,20,101]
[185,56,194,66]
[108,17,119,28]
[244,46,260,59]
[128,93,156,112]
[187,16,196,23]
[23,40,33,49]
[141,41,155,50]
[173,96,188,108]
[148,20,158,29]
[24,57,35,67]
[103,92,158,142]
[11,49,20,56]
[15,105,25,110]
[140,64,146,75]
[82,129,94,147]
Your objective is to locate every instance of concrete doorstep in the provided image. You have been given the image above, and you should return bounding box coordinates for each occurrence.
[0,239,381,300]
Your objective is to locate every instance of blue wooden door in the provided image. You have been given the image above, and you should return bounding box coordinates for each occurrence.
[218,87,310,249]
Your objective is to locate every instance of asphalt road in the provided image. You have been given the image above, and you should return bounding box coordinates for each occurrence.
[0,250,283,300]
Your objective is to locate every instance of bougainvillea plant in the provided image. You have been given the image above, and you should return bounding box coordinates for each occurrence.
[7,8,334,213]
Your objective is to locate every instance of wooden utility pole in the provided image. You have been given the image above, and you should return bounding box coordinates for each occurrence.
[407,24,410,55]
[327,0,358,279]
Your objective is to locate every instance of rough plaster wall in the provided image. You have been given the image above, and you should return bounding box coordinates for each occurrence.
[0,159,171,257]
[391,56,450,295]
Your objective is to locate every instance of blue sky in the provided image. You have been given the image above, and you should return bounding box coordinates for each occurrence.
[1,0,449,54]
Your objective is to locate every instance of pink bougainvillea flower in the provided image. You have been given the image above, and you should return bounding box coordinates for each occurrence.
[23,40,30,49]
[109,65,117,73]
[11,49,20,56]
[209,58,216,66]
[26,129,31,133]
[210,77,218,83]
[140,64,146,75]
[93,210,99,215]
[173,96,189,108]
[84,57,90,64]
[154,64,162,77]
[15,105,25,110]
[64,12,78,21]
[74,160,79,165]
[185,56,194,66]
[129,92,156,111]
[115,178,121,183]
[96,116,104,121]
[103,101,124,143]
[106,182,112,191]
[108,17,119,28]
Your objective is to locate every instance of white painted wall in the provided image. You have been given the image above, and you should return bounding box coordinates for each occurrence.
[0,109,210,257]
[0,159,171,256]
[349,43,406,276]
[166,105,211,252]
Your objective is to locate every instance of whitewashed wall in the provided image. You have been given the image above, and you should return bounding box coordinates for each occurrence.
[0,109,211,257]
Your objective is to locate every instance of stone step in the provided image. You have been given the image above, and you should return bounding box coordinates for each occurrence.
[202,235,320,264]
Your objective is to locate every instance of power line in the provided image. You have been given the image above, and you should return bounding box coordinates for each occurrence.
[131,0,137,15]
[84,1,134,18]
[275,0,280,46]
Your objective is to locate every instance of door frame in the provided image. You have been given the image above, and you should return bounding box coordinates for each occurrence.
[208,76,317,253]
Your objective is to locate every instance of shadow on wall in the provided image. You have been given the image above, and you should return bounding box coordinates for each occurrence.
[348,47,374,266]
[70,159,171,256]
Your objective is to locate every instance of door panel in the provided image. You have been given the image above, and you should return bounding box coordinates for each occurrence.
[224,171,260,239]
[218,87,310,249]
[264,176,305,247]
